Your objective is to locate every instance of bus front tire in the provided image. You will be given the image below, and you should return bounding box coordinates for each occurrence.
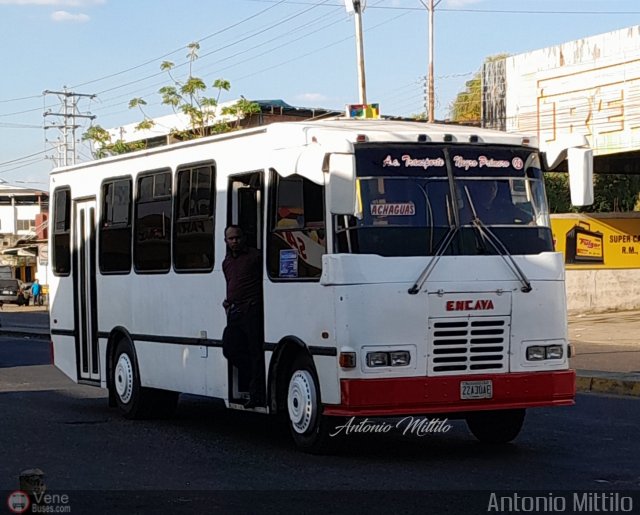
[286,356,337,454]
[466,408,526,444]
[112,339,178,419]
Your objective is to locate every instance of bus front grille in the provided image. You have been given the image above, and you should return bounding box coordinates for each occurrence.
[427,316,509,375]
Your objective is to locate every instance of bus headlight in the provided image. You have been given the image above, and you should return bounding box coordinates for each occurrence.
[390,351,411,366]
[526,346,546,361]
[526,345,564,361]
[366,352,389,367]
[366,351,411,368]
[545,345,564,360]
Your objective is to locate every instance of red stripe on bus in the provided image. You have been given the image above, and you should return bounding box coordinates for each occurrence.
[323,370,575,417]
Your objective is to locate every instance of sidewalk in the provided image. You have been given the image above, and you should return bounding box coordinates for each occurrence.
[0,307,639,397]
[569,310,640,397]
[0,304,48,313]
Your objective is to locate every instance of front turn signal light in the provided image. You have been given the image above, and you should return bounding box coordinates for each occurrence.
[339,352,356,368]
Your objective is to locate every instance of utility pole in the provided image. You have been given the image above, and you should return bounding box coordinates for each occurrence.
[420,0,442,122]
[345,0,368,105]
[43,88,96,167]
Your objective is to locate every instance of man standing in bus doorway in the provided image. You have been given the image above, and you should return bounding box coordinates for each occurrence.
[222,225,265,409]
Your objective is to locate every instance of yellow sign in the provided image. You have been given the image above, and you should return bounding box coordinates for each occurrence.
[551,214,640,269]
[576,232,603,258]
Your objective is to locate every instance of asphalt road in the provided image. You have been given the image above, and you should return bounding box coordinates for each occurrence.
[1,336,639,514]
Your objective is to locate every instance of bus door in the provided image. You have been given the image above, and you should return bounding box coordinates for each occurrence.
[228,172,263,249]
[73,198,100,383]
[227,171,263,401]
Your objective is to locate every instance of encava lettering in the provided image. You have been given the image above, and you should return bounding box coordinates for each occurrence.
[446,299,495,311]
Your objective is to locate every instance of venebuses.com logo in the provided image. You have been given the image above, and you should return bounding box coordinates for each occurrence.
[7,491,30,514]
[6,490,71,513]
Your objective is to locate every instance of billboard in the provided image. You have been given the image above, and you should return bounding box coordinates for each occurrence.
[490,25,640,158]
[551,214,640,269]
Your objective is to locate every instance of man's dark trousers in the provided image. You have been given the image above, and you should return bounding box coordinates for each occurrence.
[224,301,265,403]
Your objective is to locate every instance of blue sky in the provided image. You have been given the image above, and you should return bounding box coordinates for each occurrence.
[0,0,639,189]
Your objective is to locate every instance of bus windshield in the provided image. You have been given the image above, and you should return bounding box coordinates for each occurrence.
[334,144,553,257]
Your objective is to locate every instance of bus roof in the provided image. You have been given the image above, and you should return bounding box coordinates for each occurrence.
[51,119,538,176]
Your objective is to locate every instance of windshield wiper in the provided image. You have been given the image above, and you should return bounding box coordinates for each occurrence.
[408,195,457,295]
[470,219,532,292]
[408,226,458,295]
[464,186,532,293]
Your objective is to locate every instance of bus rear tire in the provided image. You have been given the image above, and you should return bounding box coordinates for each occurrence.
[112,339,177,419]
[466,408,526,444]
[286,356,337,454]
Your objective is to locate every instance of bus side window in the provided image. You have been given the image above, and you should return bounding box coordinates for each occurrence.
[100,177,132,274]
[267,172,326,280]
[134,170,172,273]
[52,187,71,276]
[173,163,215,272]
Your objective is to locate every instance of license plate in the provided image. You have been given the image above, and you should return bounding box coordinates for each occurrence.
[460,380,493,400]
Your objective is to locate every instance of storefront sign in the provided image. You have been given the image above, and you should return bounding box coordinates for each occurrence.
[551,214,640,268]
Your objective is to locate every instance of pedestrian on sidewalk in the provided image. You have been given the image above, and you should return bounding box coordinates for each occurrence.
[30,280,41,306]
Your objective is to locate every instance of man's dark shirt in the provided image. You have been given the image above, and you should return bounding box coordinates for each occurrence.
[223,247,262,306]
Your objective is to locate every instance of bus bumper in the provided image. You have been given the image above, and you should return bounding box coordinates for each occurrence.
[323,370,575,417]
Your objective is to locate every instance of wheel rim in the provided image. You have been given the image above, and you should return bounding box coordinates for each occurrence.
[288,369,318,434]
[114,353,134,404]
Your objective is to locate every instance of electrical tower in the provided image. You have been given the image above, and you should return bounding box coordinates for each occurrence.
[43,88,96,167]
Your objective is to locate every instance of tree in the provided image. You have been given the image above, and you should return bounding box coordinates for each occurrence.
[448,54,640,213]
[84,42,260,158]
[544,172,640,213]
[82,125,145,159]
[449,54,508,124]
[449,73,481,124]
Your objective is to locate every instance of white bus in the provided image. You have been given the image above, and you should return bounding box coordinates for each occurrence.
[48,120,593,452]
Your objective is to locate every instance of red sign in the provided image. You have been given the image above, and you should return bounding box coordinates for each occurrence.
[446,299,495,311]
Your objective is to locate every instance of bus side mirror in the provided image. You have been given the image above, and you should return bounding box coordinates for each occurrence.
[328,154,356,215]
[567,147,593,206]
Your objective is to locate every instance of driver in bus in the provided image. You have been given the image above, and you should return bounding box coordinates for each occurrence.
[464,180,534,226]
[222,225,265,409]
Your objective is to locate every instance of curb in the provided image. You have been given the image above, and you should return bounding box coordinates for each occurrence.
[576,370,640,397]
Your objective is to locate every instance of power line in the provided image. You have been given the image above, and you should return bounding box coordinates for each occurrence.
[0,159,47,175]
[233,9,410,82]
[0,123,42,129]
[0,1,299,110]
[87,1,352,119]
[69,0,290,90]
[91,0,333,101]
[0,94,43,104]
[240,0,640,14]
[0,150,48,168]
[201,5,346,76]
[0,106,49,118]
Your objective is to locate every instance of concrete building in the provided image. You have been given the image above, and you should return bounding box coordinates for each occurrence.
[0,181,48,283]
[482,25,640,313]
[483,24,640,172]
